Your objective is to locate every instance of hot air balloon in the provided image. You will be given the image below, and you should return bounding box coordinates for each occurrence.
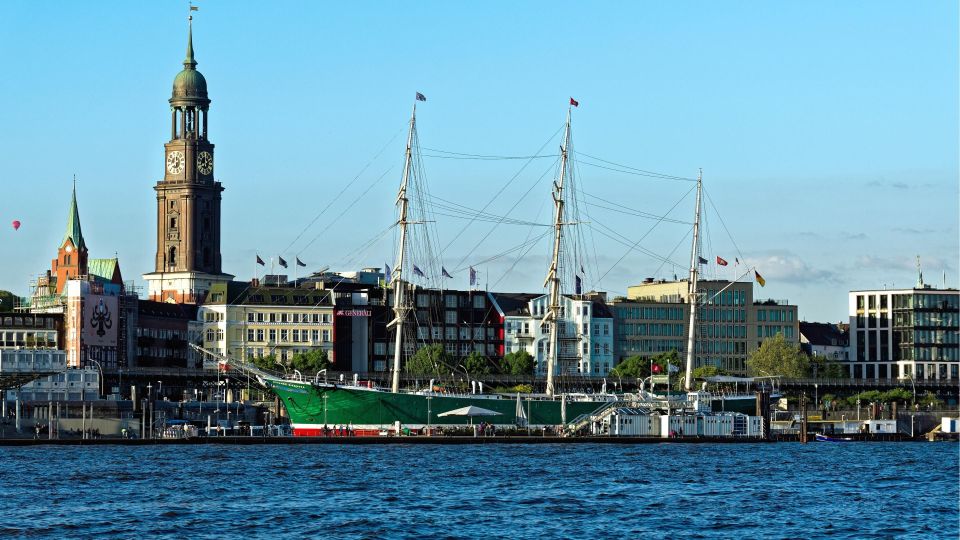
[11,220,20,231]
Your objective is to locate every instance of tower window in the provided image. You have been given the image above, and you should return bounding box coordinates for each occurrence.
[169,247,177,267]
[65,254,71,265]
[170,201,175,209]
[170,217,177,229]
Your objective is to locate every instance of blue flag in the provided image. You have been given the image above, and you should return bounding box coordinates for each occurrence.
[278,256,288,268]
[575,275,583,295]
[698,256,708,265]
[416,92,426,102]
[442,267,453,279]
[413,265,425,277]
[469,266,477,286]
[384,263,391,283]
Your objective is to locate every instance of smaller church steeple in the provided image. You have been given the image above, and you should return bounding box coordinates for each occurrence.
[63,176,86,251]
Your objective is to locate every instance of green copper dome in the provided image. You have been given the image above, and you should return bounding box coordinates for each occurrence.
[170,19,209,104]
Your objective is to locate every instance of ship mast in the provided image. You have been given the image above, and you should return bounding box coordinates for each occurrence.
[683,169,703,392]
[390,103,417,393]
[544,108,572,398]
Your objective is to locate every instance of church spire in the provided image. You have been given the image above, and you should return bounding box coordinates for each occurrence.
[63,176,86,251]
[184,14,197,70]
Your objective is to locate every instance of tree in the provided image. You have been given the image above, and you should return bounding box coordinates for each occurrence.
[501,350,534,376]
[406,344,449,376]
[290,349,329,375]
[610,350,682,381]
[251,354,280,372]
[807,355,847,379]
[462,351,492,376]
[746,334,809,378]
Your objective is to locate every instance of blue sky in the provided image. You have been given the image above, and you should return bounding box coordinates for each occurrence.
[0,1,956,322]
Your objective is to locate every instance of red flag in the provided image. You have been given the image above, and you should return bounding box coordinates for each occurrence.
[717,256,728,266]
[569,97,579,107]
[652,364,661,374]
[218,361,231,373]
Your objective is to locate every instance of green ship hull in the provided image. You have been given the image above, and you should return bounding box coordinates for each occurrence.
[265,379,611,436]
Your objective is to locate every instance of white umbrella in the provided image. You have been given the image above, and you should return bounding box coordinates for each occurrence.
[437,405,502,418]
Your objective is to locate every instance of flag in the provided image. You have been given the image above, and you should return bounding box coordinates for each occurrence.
[735,257,740,265]
[256,255,265,266]
[190,5,199,11]
[278,256,288,268]
[416,92,426,102]
[469,266,477,286]
[217,360,230,373]
[668,364,680,373]
[717,256,729,266]
[575,274,583,295]
[698,256,708,265]
[384,263,392,283]
[296,257,306,267]
[652,364,661,374]
[579,263,585,274]
[442,267,453,279]
[755,270,766,287]
[569,97,579,107]
[413,265,424,277]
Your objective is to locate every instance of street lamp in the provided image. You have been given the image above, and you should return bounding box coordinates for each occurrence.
[87,359,104,399]
[157,381,163,401]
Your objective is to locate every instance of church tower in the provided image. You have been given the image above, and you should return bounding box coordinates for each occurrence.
[51,181,89,294]
[143,16,232,303]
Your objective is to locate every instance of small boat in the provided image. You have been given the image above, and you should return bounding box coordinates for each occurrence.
[815,433,853,442]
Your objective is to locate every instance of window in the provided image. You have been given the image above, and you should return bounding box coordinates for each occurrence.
[311,330,319,342]
[256,329,264,341]
[280,329,288,342]
[445,311,457,324]
[268,329,276,342]
[322,330,330,342]
[247,329,255,341]
[473,295,485,309]
[247,313,255,322]
[292,330,300,342]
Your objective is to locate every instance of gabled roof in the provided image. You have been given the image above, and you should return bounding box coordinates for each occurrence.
[490,292,539,317]
[799,322,848,347]
[88,258,122,284]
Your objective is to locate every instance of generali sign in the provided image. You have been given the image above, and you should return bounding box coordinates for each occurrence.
[335,309,371,317]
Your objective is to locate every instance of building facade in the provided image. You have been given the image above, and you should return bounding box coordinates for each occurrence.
[143,18,232,303]
[196,282,336,368]
[848,285,959,380]
[616,279,799,375]
[497,293,615,376]
[799,322,849,362]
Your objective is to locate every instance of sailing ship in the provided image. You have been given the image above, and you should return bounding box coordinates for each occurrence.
[198,96,766,435]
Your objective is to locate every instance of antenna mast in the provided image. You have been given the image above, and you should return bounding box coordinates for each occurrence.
[390,103,417,393]
[544,108,571,397]
[683,169,703,392]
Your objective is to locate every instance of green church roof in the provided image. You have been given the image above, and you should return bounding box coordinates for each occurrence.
[171,18,208,103]
[62,183,86,251]
[89,258,121,284]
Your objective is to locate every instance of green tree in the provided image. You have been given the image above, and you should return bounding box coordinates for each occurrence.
[610,350,682,381]
[251,354,280,372]
[610,355,644,378]
[290,349,329,375]
[500,350,534,376]
[406,344,449,376]
[462,351,492,376]
[746,334,809,378]
[0,290,15,313]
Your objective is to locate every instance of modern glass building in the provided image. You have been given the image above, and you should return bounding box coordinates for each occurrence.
[848,285,959,380]
[615,279,798,375]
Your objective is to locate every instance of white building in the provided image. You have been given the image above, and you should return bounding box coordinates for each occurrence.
[494,293,615,376]
[848,284,959,380]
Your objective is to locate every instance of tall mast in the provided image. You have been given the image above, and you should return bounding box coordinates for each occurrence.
[544,108,572,398]
[683,169,703,392]
[390,103,417,393]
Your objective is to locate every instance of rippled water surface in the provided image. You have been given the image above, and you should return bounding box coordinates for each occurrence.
[1,442,956,539]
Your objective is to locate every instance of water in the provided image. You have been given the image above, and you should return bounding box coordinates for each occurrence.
[0,442,956,539]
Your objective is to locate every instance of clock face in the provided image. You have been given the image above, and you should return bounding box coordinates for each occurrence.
[166,151,185,174]
[197,151,214,175]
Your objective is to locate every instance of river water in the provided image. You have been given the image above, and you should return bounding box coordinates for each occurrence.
[1,442,956,539]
